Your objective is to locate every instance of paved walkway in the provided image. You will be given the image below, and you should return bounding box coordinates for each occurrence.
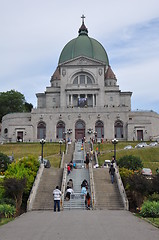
[0,210,159,240]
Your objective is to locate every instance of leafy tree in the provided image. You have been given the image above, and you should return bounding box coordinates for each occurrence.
[3,178,26,216]
[0,153,10,173]
[125,174,152,210]
[0,90,33,122]
[117,155,143,171]
[3,156,39,215]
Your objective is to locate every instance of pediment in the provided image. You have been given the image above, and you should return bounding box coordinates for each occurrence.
[59,56,105,67]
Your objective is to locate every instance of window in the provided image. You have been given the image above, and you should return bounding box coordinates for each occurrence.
[4,128,8,134]
[80,75,85,84]
[87,76,92,84]
[56,121,65,139]
[73,74,94,85]
[73,77,78,85]
[95,121,104,139]
[37,122,46,139]
[114,121,123,138]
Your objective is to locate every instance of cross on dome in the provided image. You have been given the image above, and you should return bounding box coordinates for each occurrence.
[81,14,85,24]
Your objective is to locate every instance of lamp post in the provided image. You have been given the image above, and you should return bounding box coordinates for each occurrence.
[63,132,67,152]
[59,140,63,155]
[97,139,101,155]
[112,138,118,161]
[40,139,46,163]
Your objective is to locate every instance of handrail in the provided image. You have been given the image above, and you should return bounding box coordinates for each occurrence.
[114,164,129,210]
[60,152,65,168]
[94,151,98,165]
[60,163,68,209]
[89,162,96,209]
[27,163,44,211]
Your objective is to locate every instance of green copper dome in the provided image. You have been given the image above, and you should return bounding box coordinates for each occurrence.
[58,18,109,65]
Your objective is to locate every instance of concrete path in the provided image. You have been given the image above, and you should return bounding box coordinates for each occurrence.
[0,210,159,240]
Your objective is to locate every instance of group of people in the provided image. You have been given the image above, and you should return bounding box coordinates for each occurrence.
[81,179,91,210]
[67,160,75,175]
[65,179,74,200]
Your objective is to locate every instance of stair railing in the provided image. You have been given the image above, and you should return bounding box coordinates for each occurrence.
[60,152,65,168]
[61,163,67,209]
[27,163,44,211]
[115,164,129,210]
[89,162,96,209]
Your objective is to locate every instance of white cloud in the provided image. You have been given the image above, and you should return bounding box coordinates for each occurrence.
[0,0,159,110]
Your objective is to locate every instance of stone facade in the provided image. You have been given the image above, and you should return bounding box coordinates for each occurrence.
[2,20,159,143]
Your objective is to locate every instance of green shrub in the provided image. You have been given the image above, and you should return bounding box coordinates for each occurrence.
[140,200,159,218]
[0,204,16,218]
[0,153,10,173]
[148,193,159,202]
[119,167,134,179]
[117,155,143,171]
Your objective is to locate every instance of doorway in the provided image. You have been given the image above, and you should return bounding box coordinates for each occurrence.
[75,120,85,141]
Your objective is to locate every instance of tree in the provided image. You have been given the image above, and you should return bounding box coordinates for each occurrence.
[117,155,143,171]
[3,156,39,215]
[3,178,26,216]
[0,90,33,122]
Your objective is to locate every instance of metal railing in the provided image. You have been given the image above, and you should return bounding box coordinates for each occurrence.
[64,193,85,210]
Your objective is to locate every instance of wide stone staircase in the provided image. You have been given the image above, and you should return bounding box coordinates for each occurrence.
[63,168,90,210]
[31,167,63,210]
[93,168,124,210]
[63,141,90,210]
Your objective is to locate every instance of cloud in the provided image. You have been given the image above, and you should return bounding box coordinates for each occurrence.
[0,0,159,111]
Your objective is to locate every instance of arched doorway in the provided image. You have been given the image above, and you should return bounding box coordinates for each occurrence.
[75,120,85,140]
[114,120,123,138]
[37,121,46,139]
[56,121,65,139]
[95,120,104,139]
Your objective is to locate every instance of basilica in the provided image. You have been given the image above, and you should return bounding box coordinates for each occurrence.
[2,17,159,142]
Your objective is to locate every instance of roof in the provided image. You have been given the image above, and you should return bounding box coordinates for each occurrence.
[58,18,109,65]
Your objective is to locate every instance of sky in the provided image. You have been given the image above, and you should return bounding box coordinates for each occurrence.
[0,0,159,112]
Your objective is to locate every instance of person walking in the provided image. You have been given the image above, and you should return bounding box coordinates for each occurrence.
[53,186,61,212]
[109,164,115,184]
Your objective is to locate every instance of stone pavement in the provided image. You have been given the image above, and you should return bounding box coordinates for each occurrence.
[0,210,159,240]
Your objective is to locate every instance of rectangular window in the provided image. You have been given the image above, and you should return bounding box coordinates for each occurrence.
[80,75,85,84]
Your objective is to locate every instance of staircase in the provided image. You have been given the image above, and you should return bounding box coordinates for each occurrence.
[31,167,63,210]
[63,168,90,210]
[63,142,75,165]
[93,168,124,210]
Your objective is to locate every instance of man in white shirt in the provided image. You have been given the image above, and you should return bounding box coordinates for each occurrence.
[53,186,61,212]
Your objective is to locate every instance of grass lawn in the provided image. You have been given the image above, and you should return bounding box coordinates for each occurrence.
[94,141,159,174]
[0,218,14,226]
[146,217,159,228]
[0,142,66,168]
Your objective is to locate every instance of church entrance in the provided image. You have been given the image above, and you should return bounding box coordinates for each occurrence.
[95,120,104,139]
[75,120,85,141]
[17,131,23,142]
[137,130,143,141]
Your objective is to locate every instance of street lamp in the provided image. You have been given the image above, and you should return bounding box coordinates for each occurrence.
[112,138,118,161]
[97,139,101,155]
[63,132,67,152]
[40,139,46,163]
[59,140,63,155]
